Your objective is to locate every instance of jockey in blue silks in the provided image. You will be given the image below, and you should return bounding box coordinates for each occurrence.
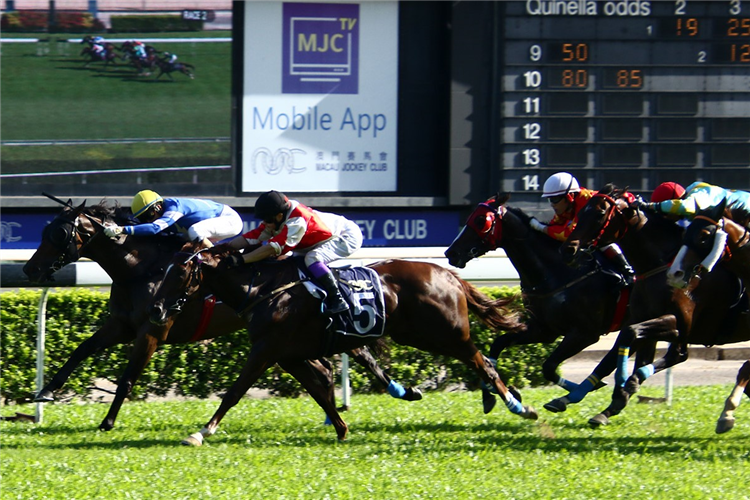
[102,190,243,249]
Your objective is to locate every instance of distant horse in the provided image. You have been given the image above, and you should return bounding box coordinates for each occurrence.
[119,41,158,75]
[80,37,117,68]
[22,198,421,432]
[666,203,750,434]
[561,184,750,427]
[444,193,630,413]
[150,243,538,445]
[154,58,195,80]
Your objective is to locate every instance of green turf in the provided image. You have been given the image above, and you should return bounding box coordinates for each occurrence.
[1,36,231,141]
[2,387,749,499]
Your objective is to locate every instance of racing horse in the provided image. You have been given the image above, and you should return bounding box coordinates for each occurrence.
[22,197,422,431]
[154,58,195,80]
[561,184,750,427]
[149,242,538,445]
[80,36,117,68]
[444,193,632,413]
[666,203,750,434]
[119,41,159,76]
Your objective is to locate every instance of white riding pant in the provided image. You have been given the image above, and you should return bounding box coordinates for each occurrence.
[187,205,243,243]
[302,219,364,267]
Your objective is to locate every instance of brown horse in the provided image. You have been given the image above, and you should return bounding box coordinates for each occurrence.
[561,184,750,427]
[150,242,538,445]
[444,194,629,413]
[22,199,421,432]
[666,204,750,434]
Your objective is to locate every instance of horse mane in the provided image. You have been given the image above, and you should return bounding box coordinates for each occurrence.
[504,205,562,252]
[81,200,134,226]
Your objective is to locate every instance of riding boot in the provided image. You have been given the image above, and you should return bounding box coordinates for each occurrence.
[317,270,349,314]
[602,243,635,287]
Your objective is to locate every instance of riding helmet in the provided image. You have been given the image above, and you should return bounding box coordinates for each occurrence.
[255,190,291,221]
[542,172,580,199]
[131,190,163,218]
[650,182,686,203]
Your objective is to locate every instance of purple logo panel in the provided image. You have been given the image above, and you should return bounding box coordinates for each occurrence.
[282,2,359,94]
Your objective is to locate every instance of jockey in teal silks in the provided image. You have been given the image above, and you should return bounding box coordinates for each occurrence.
[641,181,750,220]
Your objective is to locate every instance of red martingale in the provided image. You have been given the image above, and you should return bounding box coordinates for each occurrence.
[190,295,217,342]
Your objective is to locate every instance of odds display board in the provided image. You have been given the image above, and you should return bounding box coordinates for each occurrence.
[499,1,750,196]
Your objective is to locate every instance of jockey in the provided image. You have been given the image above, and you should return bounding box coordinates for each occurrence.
[91,43,105,55]
[103,190,243,249]
[133,41,147,59]
[163,52,178,66]
[641,181,750,223]
[227,190,364,314]
[530,172,635,287]
[92,36,105,45]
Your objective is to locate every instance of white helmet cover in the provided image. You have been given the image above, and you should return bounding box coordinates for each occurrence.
[542,172,580,198]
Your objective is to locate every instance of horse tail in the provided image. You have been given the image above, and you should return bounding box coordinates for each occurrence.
[455,273,526,333]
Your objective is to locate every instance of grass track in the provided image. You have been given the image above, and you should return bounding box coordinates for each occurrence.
[1,37,231,141]
[2,386,749,499]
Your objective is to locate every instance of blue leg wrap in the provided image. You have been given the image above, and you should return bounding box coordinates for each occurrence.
[557,377,579,392]
[387,380,406,398]
[567,375,598,404]
[324,415,332,426]
[615,346,631,387]
[635,364,655,382]
[505,394,524,415]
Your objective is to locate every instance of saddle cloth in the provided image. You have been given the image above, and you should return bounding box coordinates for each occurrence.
[300,265,386,338]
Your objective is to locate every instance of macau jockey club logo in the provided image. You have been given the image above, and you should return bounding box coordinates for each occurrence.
[282,2,359,95]
[251,147,307,175]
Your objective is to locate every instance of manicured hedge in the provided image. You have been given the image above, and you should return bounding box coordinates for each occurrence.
[109,15,203,33]
[0,11,105,32]
[0,287,555,404]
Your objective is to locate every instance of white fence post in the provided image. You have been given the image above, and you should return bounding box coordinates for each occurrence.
[35,287,50,424]
[341,353,350,408]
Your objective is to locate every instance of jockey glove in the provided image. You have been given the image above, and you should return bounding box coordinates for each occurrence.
[103,225,124,238]
[529,217,548,233]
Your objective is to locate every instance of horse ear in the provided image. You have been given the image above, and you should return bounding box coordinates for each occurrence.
[715,197,729,219]
[496,192,510,206]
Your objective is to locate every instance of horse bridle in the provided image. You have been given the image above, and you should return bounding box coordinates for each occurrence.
[464,204,504,259]
[42,211,104,274]
[584,193,631,249]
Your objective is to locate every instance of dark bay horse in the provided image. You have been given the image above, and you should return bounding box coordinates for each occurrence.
[80,37,117,68]
[150,243,538,445]
[444,193,628,413]
[155,59,195,80]
[561,184,750,427]
[22,199,421,431]
[666,204,750,433]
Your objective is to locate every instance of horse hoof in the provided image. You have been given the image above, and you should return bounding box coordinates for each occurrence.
[482,391,497,414]
[98,420,114,432]
[543,399,567,413]
[403,388,423,402]
[34,389,54,402]
[716,417,735,434]
[523,405,539,420]
[588,414,609,428]
[181,433,203,446]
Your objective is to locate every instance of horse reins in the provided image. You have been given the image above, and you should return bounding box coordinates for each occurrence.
[692,215,734,262]
[589,193,629,248]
